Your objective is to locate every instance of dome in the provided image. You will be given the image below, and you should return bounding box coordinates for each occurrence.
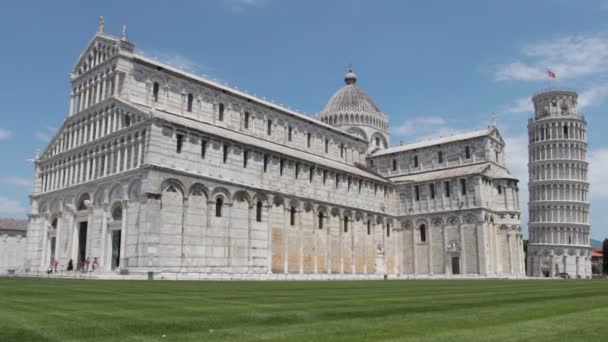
[319,68,383,116]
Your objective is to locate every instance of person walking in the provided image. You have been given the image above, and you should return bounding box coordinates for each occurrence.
[67,259,73,271]
[85,257,91,272]
[53,258,59,273]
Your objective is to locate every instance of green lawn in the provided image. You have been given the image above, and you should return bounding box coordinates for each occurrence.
[0,278,607,341]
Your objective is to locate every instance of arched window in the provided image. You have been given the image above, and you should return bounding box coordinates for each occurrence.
[325,138,329,153]
[318,212,324,229]
[563,124,568,138]
[392,159,397,171]
[111,204,123,221]
[218,103,225,121]
[465,146,471,159]
[187,93,194,112]
[256,201,263,222]
[497,185,503,194]
[413,155,419,168]
[288,126,293,141]
[51,218,58,230]
[290,206,296,226]
[307,133,311,148]
[367,220,371,235]
[343,216,348,233]
[244,112,250,129]
[152,82,159,102]
[420,224,427,242]
[387,223,390,237]
[267,119,272,135]
[215,197,223,217]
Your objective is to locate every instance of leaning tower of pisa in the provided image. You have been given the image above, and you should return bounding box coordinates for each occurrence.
[527,89,591,278]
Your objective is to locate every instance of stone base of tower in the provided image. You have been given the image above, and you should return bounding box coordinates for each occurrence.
[527,244,592,279]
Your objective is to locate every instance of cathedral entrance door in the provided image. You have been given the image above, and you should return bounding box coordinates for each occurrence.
[77,222,88,266]
[111,230,121,270]
[451,257,460,275]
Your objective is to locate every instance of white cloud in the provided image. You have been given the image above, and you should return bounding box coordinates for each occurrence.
[0,196,26,215]
[495,62,545,82]
[35,126,56,142]
[224,0,267,12]
[1,177,32,188]
[578,83,608,109]
[391,116,447,136]
[0,128,11,140]
[495,33,608,81]
[502,97,532,114]
[589,148,608,201]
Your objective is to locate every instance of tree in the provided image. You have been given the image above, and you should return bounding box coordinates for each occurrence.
[603,239,608,275]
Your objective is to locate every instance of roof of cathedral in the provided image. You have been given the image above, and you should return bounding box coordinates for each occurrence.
[388,162,517,183]
[0,218,28,232]
[132,55,367,143]
[318,68,384,117]
[371,127,498,157]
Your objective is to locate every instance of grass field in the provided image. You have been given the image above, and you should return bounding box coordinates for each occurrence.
[0,278,607,341]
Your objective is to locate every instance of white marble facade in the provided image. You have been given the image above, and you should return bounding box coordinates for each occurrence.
[24,22,525,278]
[526,90,592,278]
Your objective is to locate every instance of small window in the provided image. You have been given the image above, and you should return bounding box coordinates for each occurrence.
[256,201,263,222]
[267,119,272,135]
[374,183,378,194]
[420,225,427,242]
[415,185,420,201]
[309,166,314,183]
[495,151,499,162]
[290,207,296,226]
[343,216,348,233]
[176,134,184,154]
[201,140,207,159]
[187,93,194,112]
[563,125,568,138]
[325,139,329,153]
[413,155,419,168]
[318,212,324,229]
[387,224,390,237]
[307,133,311,148]
[215,197,223,217]
[335,174,340,189]
[288,126,293,142]
[280,159,285,176]
[218,103,225,121]
[244,112,250,129]
[295,162,300,179]
[445,181,451,197]
[358,179,362,193]
[430,183,435,199]
[223,144,229,163]
[152,82,159,102]
[460,179,467,195]
[375,137,380,146]
[323,170,328,185]
[263,154,269,172]
[392,159,397,171]
[370,159,374,168]
[497,185,502,194]
[438,151,443,164]
[243,150,249,168]
[465,146,471,159]
[367,220,371,235]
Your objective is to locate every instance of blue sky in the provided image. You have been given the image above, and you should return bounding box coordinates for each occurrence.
[0,0,607,240]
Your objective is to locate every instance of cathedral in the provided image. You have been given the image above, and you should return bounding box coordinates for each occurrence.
[24,22,525,279]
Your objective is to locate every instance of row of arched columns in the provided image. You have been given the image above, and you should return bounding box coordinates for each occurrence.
[529,226,589,246]
[40,129,146,193]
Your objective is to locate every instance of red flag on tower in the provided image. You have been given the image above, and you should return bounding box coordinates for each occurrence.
[547,69,556,78]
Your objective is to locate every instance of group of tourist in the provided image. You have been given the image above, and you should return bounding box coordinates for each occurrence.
[47,257,99,274]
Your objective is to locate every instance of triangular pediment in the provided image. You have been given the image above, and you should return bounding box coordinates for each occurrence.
[71,33,121,78]
[489,126,505,145]
[39,98,151,161]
